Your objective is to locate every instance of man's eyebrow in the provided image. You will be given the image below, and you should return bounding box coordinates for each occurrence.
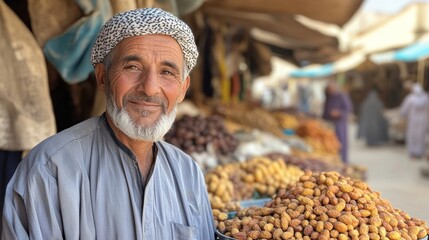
[122,55,141,63]
[162,60,180,73]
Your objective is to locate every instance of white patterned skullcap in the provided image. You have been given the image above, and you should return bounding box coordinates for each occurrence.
[91,8,198,71]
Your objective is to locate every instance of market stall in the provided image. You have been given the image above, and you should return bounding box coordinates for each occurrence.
[3,0,429,239]
[162,99,429,239]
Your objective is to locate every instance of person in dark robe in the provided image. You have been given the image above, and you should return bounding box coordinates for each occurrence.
[323,81,353,163]
[357,89,389,146]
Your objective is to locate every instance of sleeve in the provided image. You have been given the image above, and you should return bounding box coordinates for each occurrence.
[400,96,411,118]
[322,99,329,120]
[341,93,353,116]
[2,164,63,240]
[2,188,29,240]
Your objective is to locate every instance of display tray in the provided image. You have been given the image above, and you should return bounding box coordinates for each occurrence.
[216,231,429,240]
[216,198,428,240]
[216,231,235,240]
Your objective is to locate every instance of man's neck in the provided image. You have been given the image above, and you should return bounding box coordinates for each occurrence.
[106,114,155,177]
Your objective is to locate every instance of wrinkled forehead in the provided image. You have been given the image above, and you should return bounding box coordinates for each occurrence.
[112,35,185,63]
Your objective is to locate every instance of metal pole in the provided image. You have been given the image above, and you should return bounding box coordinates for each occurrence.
[418,59,425,86]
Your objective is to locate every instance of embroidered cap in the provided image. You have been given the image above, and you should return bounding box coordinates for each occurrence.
[91,8,198,71]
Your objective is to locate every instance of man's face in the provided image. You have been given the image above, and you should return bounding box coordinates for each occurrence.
[326,83,336,95]
[98,35,190,141]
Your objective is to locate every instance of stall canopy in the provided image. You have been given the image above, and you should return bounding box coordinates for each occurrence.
[290,64,334,78]
[200,0,363,64]
[395,41,429,62]
[370,37,429,64]
[289,51,365,78]
[202,0,363,26]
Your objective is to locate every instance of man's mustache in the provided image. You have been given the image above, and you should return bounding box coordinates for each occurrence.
[124,94,167,113]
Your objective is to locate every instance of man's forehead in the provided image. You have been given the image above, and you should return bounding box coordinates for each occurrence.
[113,35,184,60]
[117,34,180,46]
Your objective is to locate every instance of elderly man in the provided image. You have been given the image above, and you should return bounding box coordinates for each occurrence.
[2,8,215,239]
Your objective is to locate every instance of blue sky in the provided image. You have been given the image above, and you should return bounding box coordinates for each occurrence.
[362,0,429,13]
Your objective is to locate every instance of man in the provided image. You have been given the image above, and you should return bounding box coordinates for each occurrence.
[400,82,429,159]
[2,8,215,239]
[323,81,353,163]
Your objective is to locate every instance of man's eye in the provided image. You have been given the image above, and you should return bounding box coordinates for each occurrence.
[125,65,139,70]
[161,70,174,75]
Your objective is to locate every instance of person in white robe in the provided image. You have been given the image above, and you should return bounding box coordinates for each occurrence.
[400,83,429,159]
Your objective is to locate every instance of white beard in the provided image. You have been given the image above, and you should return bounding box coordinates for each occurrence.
[106,95,177,142]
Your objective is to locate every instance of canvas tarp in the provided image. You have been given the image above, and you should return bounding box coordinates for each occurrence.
[0,2,56,150]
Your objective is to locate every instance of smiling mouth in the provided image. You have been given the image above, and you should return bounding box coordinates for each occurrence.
[126,100,161,112]
[129,100,161,108]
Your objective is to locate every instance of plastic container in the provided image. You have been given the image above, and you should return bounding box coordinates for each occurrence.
[283,128,295,136]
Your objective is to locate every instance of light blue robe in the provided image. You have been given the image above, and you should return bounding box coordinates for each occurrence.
[2,115,215,239]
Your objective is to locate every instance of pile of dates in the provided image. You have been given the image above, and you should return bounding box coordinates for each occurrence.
[218,171,428,240]
[165,114,239,155]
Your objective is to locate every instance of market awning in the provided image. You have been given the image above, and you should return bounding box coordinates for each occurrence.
[394,41,429,62]
[289,51,365,78]
[204,8,338,49]
[289,64,334,78]
[369,38,429,64]
[369,51,395,65]
[199,0,363,64]
[202,0,363,26]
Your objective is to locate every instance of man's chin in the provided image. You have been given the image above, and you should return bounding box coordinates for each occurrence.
[129,113,161,127]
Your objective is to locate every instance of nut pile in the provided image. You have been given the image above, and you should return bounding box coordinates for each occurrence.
[265,153,367,181]
[295,120,341,156]
[273,112,300,130]
[206,164,253,212]
[240,157,304,197]
[206,157,304,215]
[164,114,239,155]
[213,103,284,137]
[218,171,429,239]
[291,149,342,165]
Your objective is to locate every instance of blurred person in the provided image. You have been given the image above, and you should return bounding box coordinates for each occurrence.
[297,80,312,113]
[400,82,429,159]
[357,88,389,146]
[323,81,353,163]
[280,82,291,108]
[2,8,215,239]
[262,87,275,108]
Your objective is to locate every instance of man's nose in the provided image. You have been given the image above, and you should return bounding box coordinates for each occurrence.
[137,69,160,96]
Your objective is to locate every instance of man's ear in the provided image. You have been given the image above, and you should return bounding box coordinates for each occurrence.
[178,76,190,103]
[94,64,106,90]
